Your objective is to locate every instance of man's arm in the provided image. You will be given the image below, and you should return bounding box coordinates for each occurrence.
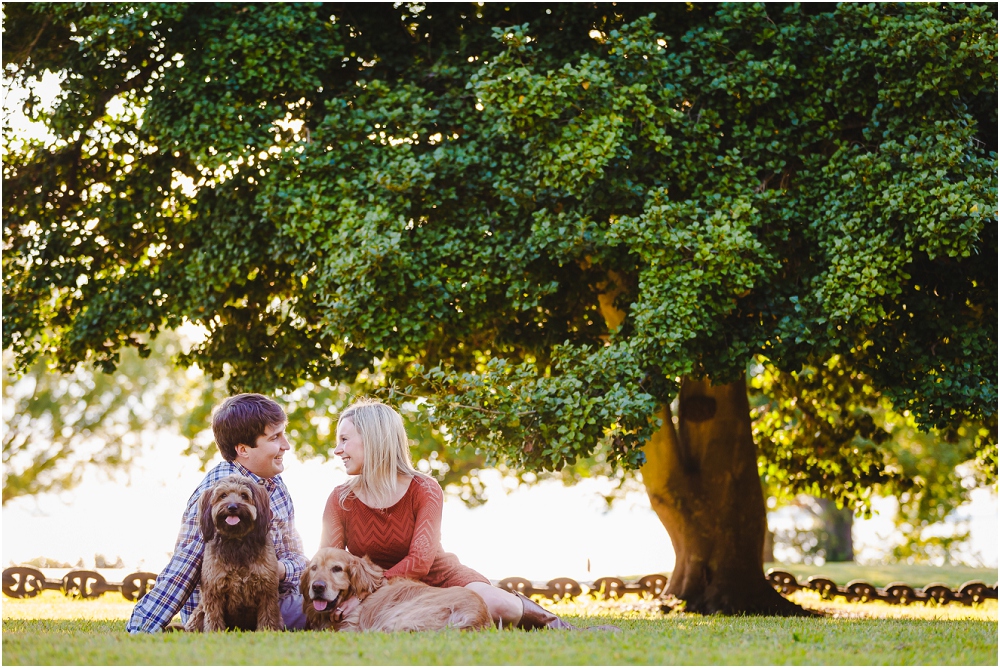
[126,490,205,633]
[272,482,308,595]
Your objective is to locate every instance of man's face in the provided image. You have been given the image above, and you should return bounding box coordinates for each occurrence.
[236,422,290,479]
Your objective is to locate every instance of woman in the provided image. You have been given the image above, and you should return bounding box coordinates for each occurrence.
[320,398,617,631]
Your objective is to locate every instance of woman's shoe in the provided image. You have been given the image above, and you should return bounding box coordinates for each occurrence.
[514,592,621,632]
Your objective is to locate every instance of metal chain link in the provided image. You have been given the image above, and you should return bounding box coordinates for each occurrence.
[2,566,995,606]
[763,569,998,606]
[2,567,157,601]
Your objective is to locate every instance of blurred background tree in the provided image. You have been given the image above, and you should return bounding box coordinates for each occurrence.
[2,332,218,504]
[770,496,855,565]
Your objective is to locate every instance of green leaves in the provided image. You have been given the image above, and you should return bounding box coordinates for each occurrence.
[393,342,657,472]
[752,348,995,557]
[610,190,777,380]
[3,3,995,481]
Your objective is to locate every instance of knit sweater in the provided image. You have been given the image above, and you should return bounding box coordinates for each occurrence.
[321,474,488,588]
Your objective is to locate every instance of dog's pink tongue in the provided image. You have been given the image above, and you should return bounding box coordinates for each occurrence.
[225,516,240,526]
[313,600,328,612]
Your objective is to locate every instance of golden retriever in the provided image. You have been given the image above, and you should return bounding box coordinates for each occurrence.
[185,475,283,632]
[301,547,491,632]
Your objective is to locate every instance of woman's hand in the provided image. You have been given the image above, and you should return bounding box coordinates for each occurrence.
[333,595,360,622]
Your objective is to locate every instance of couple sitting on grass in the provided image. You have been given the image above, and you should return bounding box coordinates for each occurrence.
[127,393,617,634]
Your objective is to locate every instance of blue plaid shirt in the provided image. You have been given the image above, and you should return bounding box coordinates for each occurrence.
[126,460,307,633]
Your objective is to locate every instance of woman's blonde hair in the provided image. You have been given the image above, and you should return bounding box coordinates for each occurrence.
[337,398,418,508]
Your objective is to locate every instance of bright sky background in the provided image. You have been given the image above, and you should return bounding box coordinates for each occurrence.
[3,66,996,583]
[2,436,674,580]
[3,429,997,579]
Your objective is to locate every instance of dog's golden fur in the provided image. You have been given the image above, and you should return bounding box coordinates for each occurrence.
[185,475,283,632]
[301,547,491,632]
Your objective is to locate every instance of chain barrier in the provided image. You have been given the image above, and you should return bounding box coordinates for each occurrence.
[3,566,996,606]
[2,568,158,601]
[764,570,997,606]
[497,574,670,601]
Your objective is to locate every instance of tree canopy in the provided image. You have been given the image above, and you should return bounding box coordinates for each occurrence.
[4,3,997,510]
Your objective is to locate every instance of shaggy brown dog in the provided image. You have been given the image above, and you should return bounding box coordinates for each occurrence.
[185,475,283,632]
[301,547,491,632]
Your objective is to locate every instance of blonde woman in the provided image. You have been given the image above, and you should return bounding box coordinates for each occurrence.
[320,398,618,631]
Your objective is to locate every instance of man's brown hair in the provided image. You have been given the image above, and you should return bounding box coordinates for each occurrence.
[212,394,287,462]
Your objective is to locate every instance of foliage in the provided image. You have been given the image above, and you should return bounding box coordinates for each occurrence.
[1,333,217,505]
[390,343,656,472]
[3,3,997,512]
[15,556,78,569]
[882,422,988,565]
[753,352,995,560]
[753,353,898,512]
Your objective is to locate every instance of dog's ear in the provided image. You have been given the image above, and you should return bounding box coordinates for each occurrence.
[349,554,384,599]
[198,486,216,542]
[299,563,311,599]
[250,481,273,545]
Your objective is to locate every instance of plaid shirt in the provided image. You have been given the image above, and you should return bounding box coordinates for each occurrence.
[126,460,307,633]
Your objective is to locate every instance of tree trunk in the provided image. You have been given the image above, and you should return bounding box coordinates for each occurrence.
[814,497,854,562]
[597,273,806,615]
[639,378,809,615]
[763,525,775,564]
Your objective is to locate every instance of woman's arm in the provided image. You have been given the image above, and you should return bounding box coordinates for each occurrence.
[322,488,359,622]
[320,489,347,549]
[383,477,441,580]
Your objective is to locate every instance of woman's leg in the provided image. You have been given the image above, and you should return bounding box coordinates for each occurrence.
[466,583,622,632]
[464,582,523,628]
[465,583,621,632]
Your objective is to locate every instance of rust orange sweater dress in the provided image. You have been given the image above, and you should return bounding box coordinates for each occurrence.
[322,474,490,587]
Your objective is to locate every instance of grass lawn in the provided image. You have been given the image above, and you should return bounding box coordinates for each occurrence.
[2,590,996,665]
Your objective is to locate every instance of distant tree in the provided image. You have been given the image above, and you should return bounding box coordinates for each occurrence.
[94,553,124,569]
[2,333,216,504]
[883,417,988,565]
[18,556,75,569]
[3,3,996,614]
[771,495,854,565]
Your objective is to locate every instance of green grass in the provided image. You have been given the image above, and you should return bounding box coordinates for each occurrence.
[3,591,997,665]
[763,563,999,589]
[2,616,996,665]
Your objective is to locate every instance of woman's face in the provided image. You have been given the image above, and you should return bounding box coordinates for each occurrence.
[334,417,365,476]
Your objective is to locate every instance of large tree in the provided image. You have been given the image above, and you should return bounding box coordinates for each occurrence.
[3,3,996,614]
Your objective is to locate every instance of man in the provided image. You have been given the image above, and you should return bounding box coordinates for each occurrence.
[127,393,308,633]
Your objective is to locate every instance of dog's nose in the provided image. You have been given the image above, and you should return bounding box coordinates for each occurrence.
[226,503,238,513]
[312,581,326,594]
